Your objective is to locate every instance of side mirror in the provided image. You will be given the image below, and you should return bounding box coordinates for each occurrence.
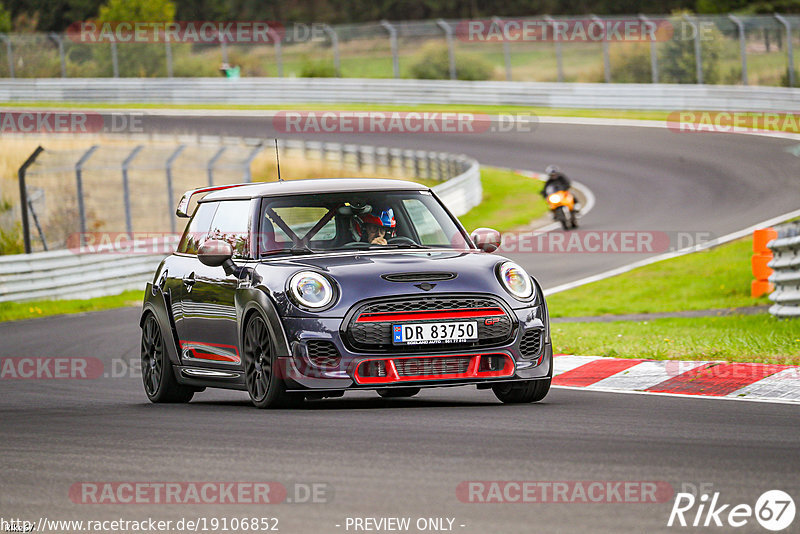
[471,228,501,253]
[198,240,235,273]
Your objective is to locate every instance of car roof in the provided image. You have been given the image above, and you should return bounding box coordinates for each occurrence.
[200,178,429,202]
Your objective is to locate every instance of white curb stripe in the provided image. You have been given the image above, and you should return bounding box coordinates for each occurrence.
[552,355,602,376]
[727,367,800,401]
[586,360,709,391]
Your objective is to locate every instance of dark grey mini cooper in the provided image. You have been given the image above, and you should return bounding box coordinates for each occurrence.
[140,178,552,408]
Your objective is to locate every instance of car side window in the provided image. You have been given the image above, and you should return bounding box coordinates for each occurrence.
[177,202,217,255]
[207,200,252,259]
[402,198,449,245]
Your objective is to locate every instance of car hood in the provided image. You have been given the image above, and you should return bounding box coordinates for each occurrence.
[253,250,537,316]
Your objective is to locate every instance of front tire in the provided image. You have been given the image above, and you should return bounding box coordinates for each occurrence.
[492,379,550,404]
[557,206,570,230]
[377,387,421,398]
[243,315,302,409]
[141,314,194,403]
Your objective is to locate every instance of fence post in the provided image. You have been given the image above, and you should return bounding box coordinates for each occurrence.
[728,15,747,85]
[682,14,703,84]
[322,24,340,77]
[0,34,14,78]
[436,19,456,80]
[165,145,185,234]
[638,14,659,83]
[110,41,119,77]
[380,20,400,79]
[48,33,67,78]
[165,37,173,78]
[267,26,283,77]
[775,14,795,87]
[75,146,99,244]
[17,146,44,254]
[121,145,143,235]
[207,147,226,187]
[492,17,512,81]
[543,16,563,82]
[242,143,263,182]
[591,15,611,83]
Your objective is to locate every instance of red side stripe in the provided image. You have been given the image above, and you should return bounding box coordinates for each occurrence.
[553,358,644,387]
[646,363,788,396]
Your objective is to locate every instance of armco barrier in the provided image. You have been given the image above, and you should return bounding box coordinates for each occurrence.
[767,222,800,317]
[2,78,800,111]
[0,137,481,302]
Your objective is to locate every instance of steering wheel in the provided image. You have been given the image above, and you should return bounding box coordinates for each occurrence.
[388,236,418,246]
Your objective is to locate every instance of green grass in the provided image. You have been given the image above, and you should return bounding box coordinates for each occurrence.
[458,167,549,233]
[0,100,674,121]
[0,290,142,322]
[546,237,766,318]
[552,315,800,365]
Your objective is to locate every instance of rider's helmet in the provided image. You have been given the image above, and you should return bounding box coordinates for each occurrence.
[545,164,560,177]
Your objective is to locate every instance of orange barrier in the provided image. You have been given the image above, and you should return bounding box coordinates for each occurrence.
[751,228,776,298]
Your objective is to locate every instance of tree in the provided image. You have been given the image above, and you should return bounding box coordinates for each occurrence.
[97,0,175,22]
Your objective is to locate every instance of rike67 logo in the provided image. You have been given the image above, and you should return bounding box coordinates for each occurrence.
[668,487,795,531]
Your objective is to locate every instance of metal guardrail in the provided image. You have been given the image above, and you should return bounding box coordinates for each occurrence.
[2,78,800,111]
[1,136,481,302]
[768,222,800,318]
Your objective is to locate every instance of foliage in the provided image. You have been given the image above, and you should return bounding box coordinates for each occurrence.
[299,56,337,77]
[407,41,494,81]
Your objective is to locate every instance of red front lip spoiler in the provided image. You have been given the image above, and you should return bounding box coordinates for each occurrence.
[353,353,515,385]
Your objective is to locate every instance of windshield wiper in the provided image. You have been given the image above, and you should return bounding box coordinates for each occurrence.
[370,243,432,250]
[262,246,316,256]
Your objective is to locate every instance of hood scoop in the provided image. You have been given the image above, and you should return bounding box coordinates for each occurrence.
[382,272,457,283]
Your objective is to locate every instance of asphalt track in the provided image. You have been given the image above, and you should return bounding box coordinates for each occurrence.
[1,116,800,533]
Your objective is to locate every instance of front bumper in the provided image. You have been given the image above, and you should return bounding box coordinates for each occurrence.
[278,306,550,391]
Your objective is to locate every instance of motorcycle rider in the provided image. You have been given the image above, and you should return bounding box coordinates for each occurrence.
[541,165,579,211]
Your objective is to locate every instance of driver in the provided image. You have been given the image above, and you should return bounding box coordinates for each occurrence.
[541,164,580,210]
[359,208,396,245]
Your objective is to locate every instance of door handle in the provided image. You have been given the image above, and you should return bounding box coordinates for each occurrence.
[182,272,196,290]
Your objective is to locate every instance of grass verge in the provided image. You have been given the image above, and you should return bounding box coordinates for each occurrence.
[546,237,766,318]
[0,100,673,121]
[459,167,548,233]
[0,290,142,322]
[552,315,800,365]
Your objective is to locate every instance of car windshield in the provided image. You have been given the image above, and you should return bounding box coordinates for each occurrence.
[257,190,470,256]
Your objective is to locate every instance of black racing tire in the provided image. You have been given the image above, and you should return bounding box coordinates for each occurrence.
[557,207,570,231]
[492,379,551,404]
[570,211,579,229]
[141,314,195,403]
[377,387,421,398]
[243,315,303,409]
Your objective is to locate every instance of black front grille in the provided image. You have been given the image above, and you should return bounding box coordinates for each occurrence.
[394,356,471,377]
[306,340,341,368]
[346,295,515,352]
[360,296,498,314]
[519,329,542,359]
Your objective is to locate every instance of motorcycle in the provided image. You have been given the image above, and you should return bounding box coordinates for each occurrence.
[544,184,578,231]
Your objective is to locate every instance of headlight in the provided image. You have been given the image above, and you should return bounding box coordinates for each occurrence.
[548,193,562,203]
[289,271,335,309]
[498,262,534,300]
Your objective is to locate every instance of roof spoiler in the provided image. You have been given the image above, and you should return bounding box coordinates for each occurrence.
[176,183,253,218]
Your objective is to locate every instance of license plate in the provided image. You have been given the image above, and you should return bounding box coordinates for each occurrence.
[392,322,478,345]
